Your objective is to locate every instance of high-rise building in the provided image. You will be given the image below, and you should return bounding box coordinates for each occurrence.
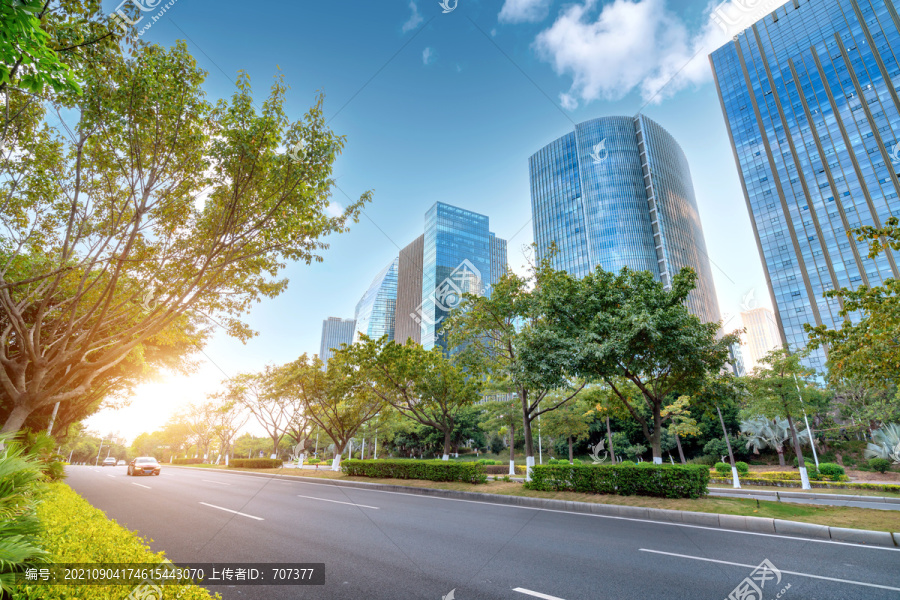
[740,307,782,374]
[394,235,424,345]
[419,202,508,350]
[354,257,399,343]
[319,317,355,367]
[710,0,900,371]
[529,114,722,325]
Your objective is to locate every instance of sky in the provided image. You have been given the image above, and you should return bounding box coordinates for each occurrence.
[86,0,782,442]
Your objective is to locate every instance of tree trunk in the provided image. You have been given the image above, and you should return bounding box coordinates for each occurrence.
[332,441,344,471]
[785,412,810,490]
[568,436,573,463]
[674,432,686,464]
[606,416,616,463]
[776,447,785,466]
[716,405,740,489]
[651,404,662,463]
[1,405,31,435]
[442,428,452,460]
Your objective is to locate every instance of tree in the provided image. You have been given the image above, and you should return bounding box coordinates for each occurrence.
[741,416,810,466]
[445,261,585,479]
[207,396,248,464]
[830,379,899,432]
[282,353,383,470]
[184,402,218,461]
[806,217,900,390]
[478,395,520,473]
[662,395,700,464]
[0,39,369,433]
[343,336,480,460]
[540,391,592,463]
[537,265,739,463]
[223,368,291,456]
[863,423,900,463]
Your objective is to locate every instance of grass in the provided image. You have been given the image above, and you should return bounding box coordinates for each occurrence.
[709,483,900,497]
[169,465,900,533]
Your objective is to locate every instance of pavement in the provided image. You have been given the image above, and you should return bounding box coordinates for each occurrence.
[64,465,900,600]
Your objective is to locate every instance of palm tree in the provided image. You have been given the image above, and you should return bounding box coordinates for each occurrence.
[864,423,900,464]
[741,417,810,466]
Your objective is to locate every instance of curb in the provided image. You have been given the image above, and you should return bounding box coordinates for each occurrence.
[709,488,900,505]
[166,466,899,548]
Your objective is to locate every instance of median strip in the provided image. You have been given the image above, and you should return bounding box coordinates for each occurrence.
[198,502,264,520]
[638,549,900,591]
[513,587,567,600]
[296,494,379,509]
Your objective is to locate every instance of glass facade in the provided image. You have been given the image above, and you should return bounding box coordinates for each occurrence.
[710,0,900,371]
[319,317,356,367]
[529,115,722,324]
[420,202,508,350]
[354,257,399,343]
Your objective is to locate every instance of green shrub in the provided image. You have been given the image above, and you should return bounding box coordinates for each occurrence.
[0,436,47,594]
[12,483,218,599]
[229,458,283,469]
[342,459,487,484]
[714,462,731,475]
[792,455,815,468]
[734,461,749,475]
[524,464,709,499]
[305,458,321,465]
[476,459,498,465]
[869,458,892,473]
[172,458,206,465]
[817,463,845,480]
[687,455,716,466]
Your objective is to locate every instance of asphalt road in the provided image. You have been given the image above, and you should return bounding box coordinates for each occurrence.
[64,465,900,600]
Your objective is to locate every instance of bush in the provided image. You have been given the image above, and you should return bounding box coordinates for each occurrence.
[305,458,321,465]
[476,459,498,465]
[734,461,749,475]
[229,458,283,469]
[524,464,709,499]
[792,455,815,468]
[12,483,218,600]
[687,455,716,466]
[342,459,487,484]
[714,462,731,476]
[703,439,730,461]
[817,463,845,480]
[869,458,893,473]
[172,457,206,465]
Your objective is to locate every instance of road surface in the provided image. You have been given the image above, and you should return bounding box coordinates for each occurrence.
[63,465,900,600]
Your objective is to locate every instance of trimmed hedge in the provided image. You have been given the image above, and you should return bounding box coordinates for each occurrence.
[735,462,749,475]
[524,464,709,499]
[229,458,283,469]
[13,483,218,600]
[341,459,487,484]
[172,458,206,465]
[483,464,527,475]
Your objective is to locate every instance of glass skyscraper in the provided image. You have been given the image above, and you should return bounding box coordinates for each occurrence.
[354,257,399,343]
[419,202,508,350]
[529,114,722,325]
[319,317,356,367]
[710,0,900,371]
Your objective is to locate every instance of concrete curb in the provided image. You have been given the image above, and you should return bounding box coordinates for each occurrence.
[166,466,899,548]
[710,487,900,504]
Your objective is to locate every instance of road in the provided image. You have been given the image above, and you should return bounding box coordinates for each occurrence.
[708,489,900,511]
[64,465,900,600]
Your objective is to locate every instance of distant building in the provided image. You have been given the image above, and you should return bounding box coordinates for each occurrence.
[529,114,722,325]
[354,257,399,343]
[319,317,355,367]
[740,307,782,375]
[394,235,425,345]
[710,0,900,371]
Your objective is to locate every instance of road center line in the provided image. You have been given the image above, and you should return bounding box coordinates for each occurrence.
[296,494,379,509]
[132,483,151,489]
[639,549,900,591]
[513,587,567,600]
[198,502,264,521]
[202,479,231,486]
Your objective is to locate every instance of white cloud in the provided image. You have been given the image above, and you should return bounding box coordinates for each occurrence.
[402,1,424,33]
[531,0,774,105]
[325,201,344,218]
[499,0,553,23]
[422,47,435,65]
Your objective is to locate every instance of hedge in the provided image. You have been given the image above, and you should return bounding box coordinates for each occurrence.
[709,477,900,492]
[228,458,283,469]
[172,458,206,465]
[483,464,526,475]
[12,483,218,600]
[524,464,709,499]
[341,459,487,484]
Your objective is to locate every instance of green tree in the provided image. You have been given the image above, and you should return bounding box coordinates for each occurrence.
[0,39,369,434]
[540,391,592,463]
[478,394,520,470]
[536,265,739,463]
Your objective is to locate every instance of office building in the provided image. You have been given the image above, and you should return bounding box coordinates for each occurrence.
[354,257,399,343]
[529,114,722,325]
[394,235,425,345]
[319,317,355,367]
[741,307,782,374]
[710,0,900,371]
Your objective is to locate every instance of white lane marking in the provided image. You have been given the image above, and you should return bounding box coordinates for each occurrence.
[106,474,115,479]
[202,479,231,486]
[285,480,900,552]
[513,587,567,600]
[132,483,151,489]
[296,494,379,509]
[639,549,900,592]
[198,502,264,521]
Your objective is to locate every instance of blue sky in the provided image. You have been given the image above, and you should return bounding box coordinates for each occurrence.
[89,0,779,441]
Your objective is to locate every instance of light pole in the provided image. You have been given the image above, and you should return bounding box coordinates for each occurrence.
[95,439,109,466]
[793,374,819,469]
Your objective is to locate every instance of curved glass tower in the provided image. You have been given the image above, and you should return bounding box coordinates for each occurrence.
[529,114,721,324]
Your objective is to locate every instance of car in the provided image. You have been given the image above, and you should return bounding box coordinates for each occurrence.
[117,460,126,466]
[128,457,161,476]
[102,457,116,467]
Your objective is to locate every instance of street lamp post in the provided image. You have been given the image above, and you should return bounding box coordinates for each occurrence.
[95,439,108,466]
